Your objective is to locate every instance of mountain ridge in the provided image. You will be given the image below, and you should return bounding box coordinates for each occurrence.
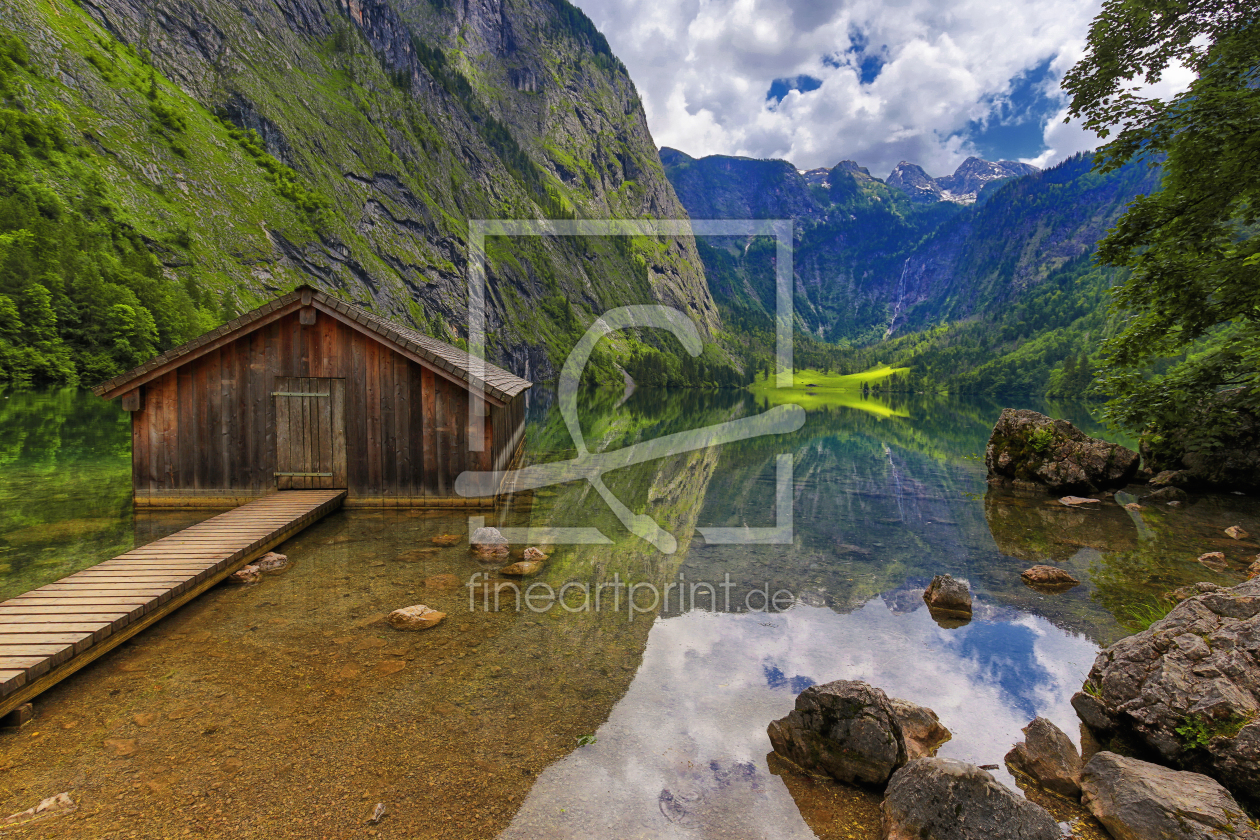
[660,146,1160,349]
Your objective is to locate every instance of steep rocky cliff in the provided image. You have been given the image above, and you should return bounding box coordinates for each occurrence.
[1,0,716,383]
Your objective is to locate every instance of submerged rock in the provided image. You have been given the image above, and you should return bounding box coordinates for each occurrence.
[0,792,76,827]
[1226,525,1250,541]
[923,574,972,619]
[767,680,908,786]
[888,698,951,759]
[228,564,261,583]
[1197,552,1229,572]
[881,758,1061,840]
[499,560,542,576]
[423,573,463,590]
[431,534,462,547]
[522,546,547,561]
[1080,752,1259,840]
[254,551,289,572]
[1059,495,1100,507]
[985,408,1140,495]
[1147,485,1190,505]
[386,604,445,630]
[1004,717,1082,799]
[1071,577,1260,805]
[470,527,509,559]
[1020,565,1080,590]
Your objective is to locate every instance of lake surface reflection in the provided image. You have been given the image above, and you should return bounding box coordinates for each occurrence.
[0,384,1256,838]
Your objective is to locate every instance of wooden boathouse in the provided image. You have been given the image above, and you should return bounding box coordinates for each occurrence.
[92,285,531,507]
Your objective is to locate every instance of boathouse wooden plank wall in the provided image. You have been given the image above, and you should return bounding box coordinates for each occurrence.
[123,307,520,507]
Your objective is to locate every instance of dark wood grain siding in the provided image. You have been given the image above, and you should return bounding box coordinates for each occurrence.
[125,309,522,505]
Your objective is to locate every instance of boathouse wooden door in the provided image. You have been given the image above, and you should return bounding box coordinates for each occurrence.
[273,377,347,490]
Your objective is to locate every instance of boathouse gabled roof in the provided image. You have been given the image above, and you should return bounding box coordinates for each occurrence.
[92,285,533,404]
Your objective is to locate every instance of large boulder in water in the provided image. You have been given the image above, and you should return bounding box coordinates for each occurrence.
[1080,752,1260,840]
[881,758,1061,840]
[985,409,1140,495]
[1004,716,1083,798]
[768,681,909,785]
[1072,577,1260,806]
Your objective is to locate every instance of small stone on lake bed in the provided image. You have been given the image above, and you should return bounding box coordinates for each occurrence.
[1197,552,1229,572]
[1020,565,1080,589]
[499,560,542,576]
[423,573,462,590]
[431,534,462,547]
[228,565,261,583]
[1059,496,1100,507]
[1225,525,1249,540]
[471,526,510,559]
[0,792,76,827]
[923,574,972,619]
[254,551,289,572]
[1124,502,1142,511]
[522,546,547,561]
[387,604,445,630]
[103,738,136,757]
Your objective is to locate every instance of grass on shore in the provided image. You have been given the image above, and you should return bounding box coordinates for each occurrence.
[749,366,911,415]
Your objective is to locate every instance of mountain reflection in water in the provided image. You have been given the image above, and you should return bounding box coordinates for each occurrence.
[1,385,1257,839]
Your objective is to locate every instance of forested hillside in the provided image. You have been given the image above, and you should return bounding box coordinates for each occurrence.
[0,0,721,387]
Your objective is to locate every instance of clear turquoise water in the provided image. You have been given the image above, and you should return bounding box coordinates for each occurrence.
[0,385,1256,838]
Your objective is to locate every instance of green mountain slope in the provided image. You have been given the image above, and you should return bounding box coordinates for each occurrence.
[0,0,719,386]
[663,148,1163,394]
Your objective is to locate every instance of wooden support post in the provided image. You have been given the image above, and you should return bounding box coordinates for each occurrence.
[1,702,33,729]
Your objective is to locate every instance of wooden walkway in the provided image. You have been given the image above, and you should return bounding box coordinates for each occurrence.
[0,490,345,718]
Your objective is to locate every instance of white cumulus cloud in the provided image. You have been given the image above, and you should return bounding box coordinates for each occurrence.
[575,0,1114,177]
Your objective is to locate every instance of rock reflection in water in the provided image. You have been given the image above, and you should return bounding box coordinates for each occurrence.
[983,490,1139,564]
[499,598,1098,839]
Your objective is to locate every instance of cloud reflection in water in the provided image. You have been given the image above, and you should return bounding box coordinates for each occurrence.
[500,597,1097,839]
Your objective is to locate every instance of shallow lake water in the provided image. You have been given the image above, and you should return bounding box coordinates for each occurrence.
[0,385,1257,838]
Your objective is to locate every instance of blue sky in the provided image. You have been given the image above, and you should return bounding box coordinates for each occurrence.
[571,0,1112,177]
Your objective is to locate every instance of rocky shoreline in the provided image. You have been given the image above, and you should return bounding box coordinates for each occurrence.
[768,577,1260,839]
[762,409,1260,839]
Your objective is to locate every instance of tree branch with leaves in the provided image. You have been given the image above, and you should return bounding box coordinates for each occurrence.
[1064,0,1260,456]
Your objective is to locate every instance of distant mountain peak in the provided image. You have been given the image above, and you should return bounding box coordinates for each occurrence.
[886,162,941,202]
[888,157,1040,205]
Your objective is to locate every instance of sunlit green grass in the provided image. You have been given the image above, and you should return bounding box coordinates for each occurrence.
[748,366,911,415]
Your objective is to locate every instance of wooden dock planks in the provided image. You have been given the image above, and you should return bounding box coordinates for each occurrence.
[0,490,345,717]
